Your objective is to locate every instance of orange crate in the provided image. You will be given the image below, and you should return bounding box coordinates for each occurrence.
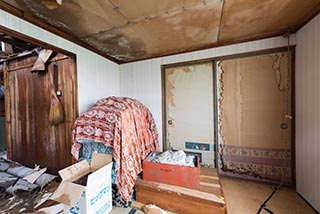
[142,152,200,189]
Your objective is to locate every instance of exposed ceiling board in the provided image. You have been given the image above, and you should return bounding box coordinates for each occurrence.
[3,0,20,9]
[1,0,320,63]
[8,0,127,37]
[84,0,222,61]
[219,0,320,41]
[81,30,147,61]
[111,0,214,22]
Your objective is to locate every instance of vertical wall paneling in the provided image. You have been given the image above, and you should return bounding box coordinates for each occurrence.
[120,36,295,150]
[0,9,120,113]
[296,13,320,212]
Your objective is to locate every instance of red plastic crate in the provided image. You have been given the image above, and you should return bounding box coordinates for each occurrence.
[142,152,200,189]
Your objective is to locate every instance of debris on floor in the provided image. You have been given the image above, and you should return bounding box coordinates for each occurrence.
[0,158,58,214]
[142,204,170,214]
[1,155,177,214]
[28,203,64,214]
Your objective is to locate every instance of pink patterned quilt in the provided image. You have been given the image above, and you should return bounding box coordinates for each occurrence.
[71,97,159,201]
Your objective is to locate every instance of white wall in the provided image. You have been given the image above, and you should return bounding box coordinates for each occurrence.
[0,10,120,113]
[296,13,320,212]
[120,36,294,149]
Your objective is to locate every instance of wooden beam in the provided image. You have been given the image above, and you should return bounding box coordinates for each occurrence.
[0,25,74,59]
[0,51,9,59]
[3,62,12,159]
[0,34,37,51]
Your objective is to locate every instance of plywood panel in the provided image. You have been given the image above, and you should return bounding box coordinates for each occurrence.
[112,0,207,21]
[6,54,77,174]
[1,0,318,62]
[85,0,223,61]
[9,0,127,37]
[296,13,320,212]
[219,0,320,41]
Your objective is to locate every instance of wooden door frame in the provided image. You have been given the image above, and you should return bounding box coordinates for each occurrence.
[161,60,216,166]
[0,25,79,161]
[161,60,215,151]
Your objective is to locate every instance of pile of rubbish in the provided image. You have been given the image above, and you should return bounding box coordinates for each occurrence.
[0,158,58,213]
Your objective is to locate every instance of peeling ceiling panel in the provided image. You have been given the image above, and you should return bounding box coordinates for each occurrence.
[83,0,222,61]
[1,0,320,62]
[6,0,127,37]
[219,0,320,41]
[81,30,147,61]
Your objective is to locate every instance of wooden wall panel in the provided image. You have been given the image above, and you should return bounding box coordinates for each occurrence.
[6,54,77,174]
[296,13,320,212]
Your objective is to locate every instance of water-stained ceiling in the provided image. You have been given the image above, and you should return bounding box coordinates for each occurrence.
[1,0,320,63]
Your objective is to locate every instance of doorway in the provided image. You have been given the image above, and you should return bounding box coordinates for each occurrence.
[162,47,294,183]
[163,61,215,167]
[0,27,78,174]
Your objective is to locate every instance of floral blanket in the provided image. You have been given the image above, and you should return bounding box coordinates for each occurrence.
[71,97,159,201]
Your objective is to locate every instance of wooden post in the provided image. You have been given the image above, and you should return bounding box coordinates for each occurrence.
[4,62,12,159]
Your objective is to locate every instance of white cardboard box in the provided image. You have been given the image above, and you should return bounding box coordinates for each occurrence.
[51,153,113,214]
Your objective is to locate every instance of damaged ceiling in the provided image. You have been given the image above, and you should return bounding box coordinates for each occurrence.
[1,0,320,63]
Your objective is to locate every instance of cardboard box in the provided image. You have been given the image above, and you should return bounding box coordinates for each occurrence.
[51,153,113,214]
[143,152,200,189]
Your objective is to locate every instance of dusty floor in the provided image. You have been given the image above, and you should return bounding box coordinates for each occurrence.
[111,177,317,214]
[0,164,316,213]
[220,177,316,214]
